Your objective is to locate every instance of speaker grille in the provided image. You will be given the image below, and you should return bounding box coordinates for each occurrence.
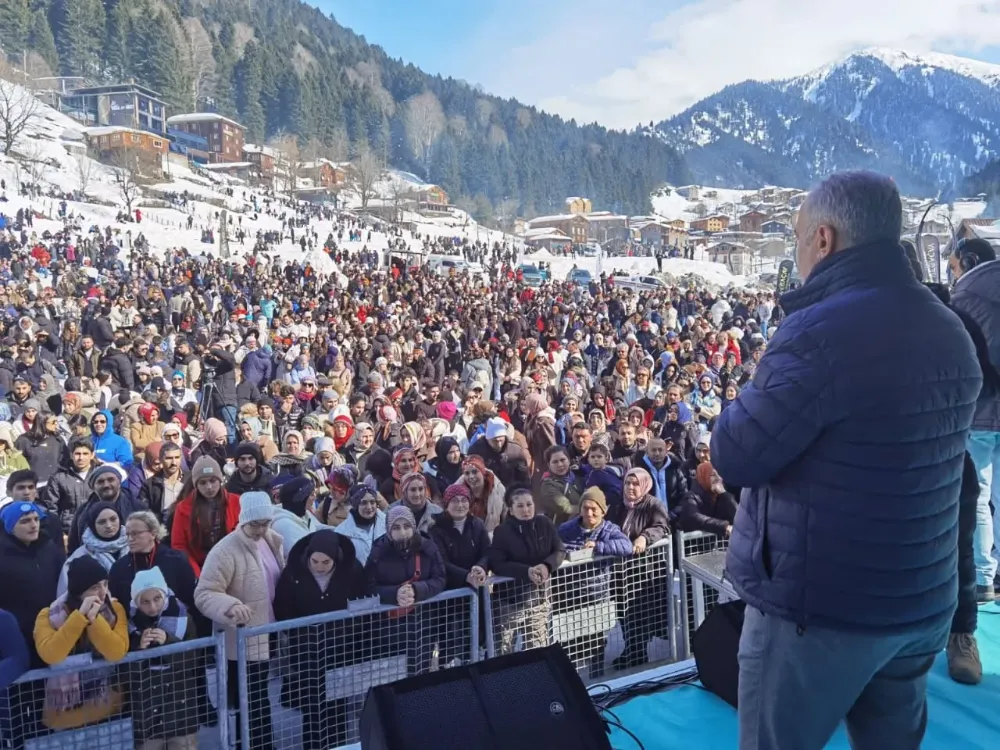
[393,677,495,749]
[479,660,580,748]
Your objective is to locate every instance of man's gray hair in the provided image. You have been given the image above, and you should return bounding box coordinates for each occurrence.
[803,171,902,250]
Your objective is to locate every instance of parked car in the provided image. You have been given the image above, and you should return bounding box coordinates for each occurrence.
[613,274,668,292]
[426,255,470,274]
[568,268,593,285]
[519,264,545,287]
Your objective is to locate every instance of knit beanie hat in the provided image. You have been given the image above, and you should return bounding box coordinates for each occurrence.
[485,417,508,440]
[442,483,471,508]
[277,477,313,518]
[239,491,275,525]
[131,566,169,605]
[436,401,458,421]
[191,455,224,483]
[386,505,416,530]
[581,486,608,514]
[1,501,45,534]
[67,555,108,599]
[234,441,263,463]
[87,463,124,489]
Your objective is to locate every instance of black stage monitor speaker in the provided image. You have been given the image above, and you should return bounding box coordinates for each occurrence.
[691,599,746,709]
[360,644,612,750]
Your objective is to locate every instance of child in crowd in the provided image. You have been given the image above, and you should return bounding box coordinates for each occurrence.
[582,443,623,507]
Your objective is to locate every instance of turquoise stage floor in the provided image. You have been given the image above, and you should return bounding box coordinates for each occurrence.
[611,604,1000,750]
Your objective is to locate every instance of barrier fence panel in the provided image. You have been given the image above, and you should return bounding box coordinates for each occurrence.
[235,587,479,750]
[1,631,229,750]
[675,530,729,659]
[482,538,676,685]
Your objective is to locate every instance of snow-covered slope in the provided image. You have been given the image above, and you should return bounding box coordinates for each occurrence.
[654,49,1000,194]
[0,80,520,274]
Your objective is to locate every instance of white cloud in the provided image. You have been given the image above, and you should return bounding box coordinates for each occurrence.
[475,0,1000,130]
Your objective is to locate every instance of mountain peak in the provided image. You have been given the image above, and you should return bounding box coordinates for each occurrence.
[828,48,1000,87]
[657,48,1000,194]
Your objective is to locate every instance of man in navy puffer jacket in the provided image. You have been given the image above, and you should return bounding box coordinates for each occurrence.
[712,171,983,750]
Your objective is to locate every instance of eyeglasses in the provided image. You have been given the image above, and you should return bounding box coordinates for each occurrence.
[246,520,271,529]
[92,419,107,424]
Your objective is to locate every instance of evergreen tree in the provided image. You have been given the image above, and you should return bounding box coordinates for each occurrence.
[104,0,133,81]
[56,0,105,78]
[29,9,59,74]
[0,0,32,57]
[234,41,265,142]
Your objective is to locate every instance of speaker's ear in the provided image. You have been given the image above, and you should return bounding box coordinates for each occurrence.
[960,251,979,273]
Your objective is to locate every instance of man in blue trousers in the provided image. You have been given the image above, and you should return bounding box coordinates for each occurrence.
[712,171,983,750]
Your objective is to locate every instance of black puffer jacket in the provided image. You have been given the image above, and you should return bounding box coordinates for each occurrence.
[365,534,446,606]
[0,528,65,667]
[948,260,1000,431]
[486,514,566,580]
[429,513,491,590]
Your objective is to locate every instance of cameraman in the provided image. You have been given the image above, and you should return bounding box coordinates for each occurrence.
[200,337,239,444]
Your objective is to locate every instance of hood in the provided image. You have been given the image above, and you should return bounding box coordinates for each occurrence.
[0,423,17,450]
[285,527,358,576]
[91,409,115,435]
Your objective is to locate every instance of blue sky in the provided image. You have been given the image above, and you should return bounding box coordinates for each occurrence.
[321,0,1000,129]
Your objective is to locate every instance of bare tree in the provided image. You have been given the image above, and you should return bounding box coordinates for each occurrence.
[19,141,47,187]
[184,18,216,107]
[404,91,445,178]
[389,179,412,223]
[347,145,384,210]
[328,126,350,162]
[75,154,96,197]
[110,148,141,214]
[269,133,300,197]
[0,79,40,155]
[495,198,520,233]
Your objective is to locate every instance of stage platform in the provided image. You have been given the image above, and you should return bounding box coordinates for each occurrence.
[608,604,1000,750]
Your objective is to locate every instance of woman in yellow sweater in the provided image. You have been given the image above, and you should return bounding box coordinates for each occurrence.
[33,556,130,730]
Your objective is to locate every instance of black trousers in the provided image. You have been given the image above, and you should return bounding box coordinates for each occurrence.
[227,660,274,750]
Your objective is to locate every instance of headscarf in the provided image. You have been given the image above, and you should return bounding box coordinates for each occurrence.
[391,446,417,496]
[203,418,227,443]
[523,392,549,418]
[434,436,463,486]
[240,417,262,439]
[401,422,427,453]
[623,467,653,507]
[442,482,471,508]
[696,462,716,495]
[332,414,355,450]
[461,454,486,477]
[143,441,164,470]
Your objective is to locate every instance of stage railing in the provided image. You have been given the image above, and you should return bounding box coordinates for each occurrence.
[481,538,676,684]
[675,529,729,659]
[0,630,228,750]
[234,587,479,750]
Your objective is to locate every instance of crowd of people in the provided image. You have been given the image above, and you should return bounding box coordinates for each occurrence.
[0,168,995,750]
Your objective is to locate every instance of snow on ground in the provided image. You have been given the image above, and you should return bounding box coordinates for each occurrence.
[526,249,746,288]
[0,81,524,280]
[650,185,758,221]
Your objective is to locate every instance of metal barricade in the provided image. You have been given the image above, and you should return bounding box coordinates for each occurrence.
[234,587,479,750]
[1,631,228,750]
[482,538,676,685]
[675,529,729,659]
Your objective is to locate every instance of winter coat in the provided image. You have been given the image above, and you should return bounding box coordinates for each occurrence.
[99,347,135,392]
[635,451,688,520]
[13,433,65,485]
[335,510,386,566]
[91,410,134,467]
[41,465,96,535]
[429,514,491,589]
[679,483,738,537]
[467,436,531,489]
[125,605,205,741]
[241,348,273,390]
[524,413,558,471]
[271,509,332,561]
[273,532,367,709]
[387,499,443,535]
[557,518,632,557]
[194,528,284,661]
[169,490,242,577]
[537,470,587,526]
[108,544,198,615]
[454,473,506,534]
[57,530,129,597]
[365,534,446,607]
[33,599,129,729]
[68,491,147,554]
[129,421,165,454]
[486,515,566,580]
[949,259,1000,432]
[715,241,982,632]
[0,528,65,668]
[0,609,28,692]
[605,495,670,545]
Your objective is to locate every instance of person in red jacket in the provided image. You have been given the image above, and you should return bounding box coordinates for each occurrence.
[170,456,240,576]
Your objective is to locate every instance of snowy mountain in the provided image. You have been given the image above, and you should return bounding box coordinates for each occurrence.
[653,49,1000,195]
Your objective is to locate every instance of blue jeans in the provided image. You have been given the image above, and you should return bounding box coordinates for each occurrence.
[218,405,239,445]
[738,607,947,750]
[968,431,1000,586]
